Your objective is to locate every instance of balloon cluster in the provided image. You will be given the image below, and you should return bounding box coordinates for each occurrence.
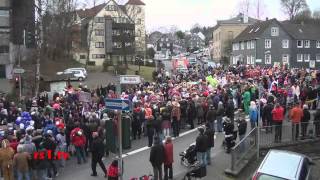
[15,112,34,130]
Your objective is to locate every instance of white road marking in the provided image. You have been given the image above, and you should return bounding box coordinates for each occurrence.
[121,126,204,158]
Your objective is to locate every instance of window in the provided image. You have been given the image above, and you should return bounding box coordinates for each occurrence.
[247,41,251,49]
[112,29,121,36]
[241,42,244,50]
[254,27,260,32]
[233,43,239,51]
[113,42,122,48]
[304,40,310,48]
[0,10,9,17]
[95,42,104,48]
[124,29,133,36]
[297,54,303,62]
[79,55,86,59]
[304,54,310,62]
[316,54,320,62]
[166,38,169,41]
[167,43,170,47]
[106,5,117,11]
[92,54,105,59]
[95,29,104,36]
[265,39,271,49]
[247,56,250,64]
[282,54,289,64]
[0,45,9,53]
[317,41,320,48]
[297,40,303,48]
[95,17,104,23]
[265,54,271,64]
[159,43,163,46]
[271,27,279,36]
[137,7,141,13]
[136,18,141,25]
[125,42,132,47]
[251,41,255,49]
[251,56,255,64]
[282,39,289,48]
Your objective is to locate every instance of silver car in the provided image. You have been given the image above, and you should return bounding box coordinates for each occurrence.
[252,150,314,180]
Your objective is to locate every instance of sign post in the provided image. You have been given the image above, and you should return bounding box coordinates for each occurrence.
[105,98,130,180]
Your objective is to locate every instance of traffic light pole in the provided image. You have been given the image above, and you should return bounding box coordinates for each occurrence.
[18,45,22,100]
[117,82,123,180]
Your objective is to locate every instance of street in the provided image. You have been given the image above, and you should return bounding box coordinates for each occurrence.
[56,126,225,180]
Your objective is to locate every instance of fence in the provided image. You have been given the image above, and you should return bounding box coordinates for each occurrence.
[225,121,320,176]
[225,128,258,175]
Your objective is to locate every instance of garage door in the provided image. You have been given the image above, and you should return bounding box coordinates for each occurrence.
[0,65,5,78]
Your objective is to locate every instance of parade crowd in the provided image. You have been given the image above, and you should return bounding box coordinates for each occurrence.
[0,63,319,180]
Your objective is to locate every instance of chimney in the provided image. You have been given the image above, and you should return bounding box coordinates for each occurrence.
[266,17,269,21]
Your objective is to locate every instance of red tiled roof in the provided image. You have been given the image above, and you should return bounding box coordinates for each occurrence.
[126,0,145,5]
[76,3,106,19]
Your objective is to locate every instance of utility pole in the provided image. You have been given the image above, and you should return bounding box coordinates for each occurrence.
[35,0,42,98]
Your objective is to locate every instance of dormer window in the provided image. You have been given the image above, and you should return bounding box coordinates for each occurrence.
[271,27,279,36]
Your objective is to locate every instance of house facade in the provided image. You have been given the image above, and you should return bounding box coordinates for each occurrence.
[0,0,35,79]
[212,13,258,64]
[231,19,320,68]
[73,0,145,66]
[186,33,205,50]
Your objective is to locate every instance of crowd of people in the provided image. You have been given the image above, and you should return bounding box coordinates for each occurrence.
[0,63,319,180]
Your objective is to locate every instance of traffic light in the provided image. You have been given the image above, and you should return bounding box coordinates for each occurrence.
[15,77,19,89]
[24,30,35,48]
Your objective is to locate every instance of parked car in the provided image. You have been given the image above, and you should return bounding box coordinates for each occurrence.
[252,150,314,180]
[57,69,87,81]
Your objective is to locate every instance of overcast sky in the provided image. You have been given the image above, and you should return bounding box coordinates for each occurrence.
[80,0,320,32]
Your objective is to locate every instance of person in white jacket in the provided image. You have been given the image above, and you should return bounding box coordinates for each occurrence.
[291,84,300,103]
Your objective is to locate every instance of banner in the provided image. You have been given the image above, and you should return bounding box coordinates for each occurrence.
[79,91,92,103]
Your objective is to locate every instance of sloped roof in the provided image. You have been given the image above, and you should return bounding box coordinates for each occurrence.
[76,3,106,19]
[234,18,320,42]
[281,22,320,39]
[233,19,276,41]
[217,13,258,25]
[126,0,145,5]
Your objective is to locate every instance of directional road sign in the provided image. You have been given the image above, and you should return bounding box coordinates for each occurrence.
[13,68,25,74]
[105,98,130,111]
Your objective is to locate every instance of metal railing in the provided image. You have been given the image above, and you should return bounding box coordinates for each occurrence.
[228,128,258,174]
[226,121,320,176]
[259,121,320,149]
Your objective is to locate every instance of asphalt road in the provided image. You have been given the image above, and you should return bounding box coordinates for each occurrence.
[70,72,118,89]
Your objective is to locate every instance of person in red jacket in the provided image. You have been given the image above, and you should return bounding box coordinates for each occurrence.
[163,136,173,180]
[70,125,87,164]
[272,103,284,143]
[107,159,119,180]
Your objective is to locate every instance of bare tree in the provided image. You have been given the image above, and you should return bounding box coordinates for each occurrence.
[238,0,251,16]
[280,0,308,20]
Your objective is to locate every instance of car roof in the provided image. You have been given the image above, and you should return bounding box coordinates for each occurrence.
[258,150,305,179]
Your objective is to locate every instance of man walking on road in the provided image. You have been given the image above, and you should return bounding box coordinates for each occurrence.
[163,136,173,180]
[149,136,165,180]
[195,127,208,167]
[91,132,107,177]
[290,103,303,141]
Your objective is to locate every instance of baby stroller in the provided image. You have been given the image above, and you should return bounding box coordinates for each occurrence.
[180,143,197,167]
[183,162,207,180]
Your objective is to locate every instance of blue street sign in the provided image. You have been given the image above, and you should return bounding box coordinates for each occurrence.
[105,99,130,111]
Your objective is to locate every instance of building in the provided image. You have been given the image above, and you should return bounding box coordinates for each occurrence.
[212,13,258,64]
[125,0,146,57]
[73,0,145,66]
[231,18,320,68]
[186,33,205,50]
[0,0,35,79]
[155,33,185,59]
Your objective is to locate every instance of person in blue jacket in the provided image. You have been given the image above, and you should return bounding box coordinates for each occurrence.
[249,101,258,129]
